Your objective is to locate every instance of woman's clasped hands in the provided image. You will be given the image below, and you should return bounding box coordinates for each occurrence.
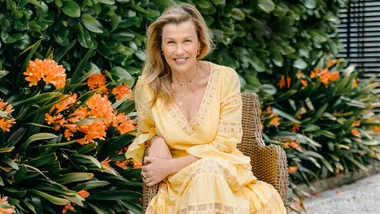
[142,136,173,186]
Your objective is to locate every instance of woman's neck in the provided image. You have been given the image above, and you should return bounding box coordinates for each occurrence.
[171,61,200,84]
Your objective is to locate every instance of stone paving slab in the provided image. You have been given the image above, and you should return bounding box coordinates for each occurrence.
[289,172,380,214]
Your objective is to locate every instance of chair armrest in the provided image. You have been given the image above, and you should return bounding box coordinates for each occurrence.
[142,147,160,213]
[252,144,288,205]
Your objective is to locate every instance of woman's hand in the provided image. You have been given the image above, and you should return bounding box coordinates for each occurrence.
[148,136,172,159]
[142,157,174,186]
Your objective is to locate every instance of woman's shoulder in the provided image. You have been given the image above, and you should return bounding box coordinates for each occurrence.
[209,62,239,82]
[134,75,154,105]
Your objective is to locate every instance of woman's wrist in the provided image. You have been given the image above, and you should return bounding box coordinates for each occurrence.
[147,135,162,146]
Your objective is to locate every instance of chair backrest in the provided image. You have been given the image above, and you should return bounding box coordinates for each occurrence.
[238,93,265,156]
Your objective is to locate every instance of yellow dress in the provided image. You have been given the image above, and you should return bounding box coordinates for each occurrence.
[126,62,287,214]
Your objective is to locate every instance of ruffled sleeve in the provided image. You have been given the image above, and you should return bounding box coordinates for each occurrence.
[125,80,156,163]
[186,67,250,164]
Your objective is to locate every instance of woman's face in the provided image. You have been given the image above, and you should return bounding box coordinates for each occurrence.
[161,20,200,74]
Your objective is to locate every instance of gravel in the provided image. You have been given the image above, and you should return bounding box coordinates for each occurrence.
[289,172,380,214]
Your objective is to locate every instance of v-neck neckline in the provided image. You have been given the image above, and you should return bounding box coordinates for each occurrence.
[173,62,213,123]
[168,62,220,135]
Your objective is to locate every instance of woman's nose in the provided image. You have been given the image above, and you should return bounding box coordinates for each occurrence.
[174,44,185,55]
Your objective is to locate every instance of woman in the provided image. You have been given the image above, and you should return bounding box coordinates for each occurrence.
[126,3,286,213]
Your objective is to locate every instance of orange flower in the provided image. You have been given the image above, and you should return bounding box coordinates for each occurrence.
[0,118,16,132]
[112,84,132,100]
[50,94,78,114]
[292,124,300,133]
[288,166,298,173]
[76,121,107,145]
[353,120,360,127]
[351,128,361,138]
[67,106,88,123]
[289,141,303,152]
[62,202,74,213]
[0,99,14,114]
[77,190,90,198]
[279,75,291,89]
[88,73,107,93]
[86,94,114,125]
[310,68,319,78]
[372,126,380,133]
[0,196,15,214]
[300,79,308,87]
[320,68,340,87]
[113,113,135,134]
[269,116,281,127]
[352,79,358,88]
[115,160,129,169]
[24,59,66,88]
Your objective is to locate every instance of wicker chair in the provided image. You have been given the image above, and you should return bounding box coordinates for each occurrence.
[142,93,288,212]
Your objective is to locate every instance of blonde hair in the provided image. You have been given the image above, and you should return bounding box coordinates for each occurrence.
[137,3,214,106]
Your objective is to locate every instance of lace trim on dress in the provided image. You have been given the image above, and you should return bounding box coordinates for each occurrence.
[136,103,149,118]
[218,122,242,133]
[221,92,242,108]
[211,140,234,153]
[169,63,221,135]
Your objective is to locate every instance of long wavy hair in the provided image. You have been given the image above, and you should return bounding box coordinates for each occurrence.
[137,3,214,106]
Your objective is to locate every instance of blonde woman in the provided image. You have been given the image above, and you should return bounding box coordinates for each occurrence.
[126,3,286,213]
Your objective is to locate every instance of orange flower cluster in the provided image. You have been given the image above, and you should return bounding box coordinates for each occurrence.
[0,99,16,132]
[87,73,133,101]
[265,106,281,127]
[112,84,133,100]
[282,141,303,152]
[87,73,108,94]
[0,196,15,214]
[45,93,135,145]
[310,68,340,87]
[24,59,66,89]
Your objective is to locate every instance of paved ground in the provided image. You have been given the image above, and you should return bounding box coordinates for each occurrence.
[289,172,380,214]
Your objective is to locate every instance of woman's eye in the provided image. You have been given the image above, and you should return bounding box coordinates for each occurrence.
[185,40,191,43]
[167,41,174,44]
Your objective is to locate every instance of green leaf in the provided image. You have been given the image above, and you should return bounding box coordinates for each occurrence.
[27,0,43,7]
[72,180,110,191]
[302,0,317,9]
[293,58,307,69]
[88,190,142,200]
[111,29,136,41]
[12,92,62,108]
[258,0,275,13]
[0,156,19,170]
[28,190,70,205]
[18,133,58,153]
[231,8,245,21]
[55,172,94,185]
[272,108,301,124]
[81,14,104,33]
[0,147,14,153]
[62,1,81,17]
[0,70,9,79]
[305,151,334,172]
[71,49,94,84]
[78,28,94,48]
[98,0,115,4]
[28,153,58,167]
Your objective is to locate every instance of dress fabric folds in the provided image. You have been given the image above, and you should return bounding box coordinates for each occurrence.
[126,62,286,214]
